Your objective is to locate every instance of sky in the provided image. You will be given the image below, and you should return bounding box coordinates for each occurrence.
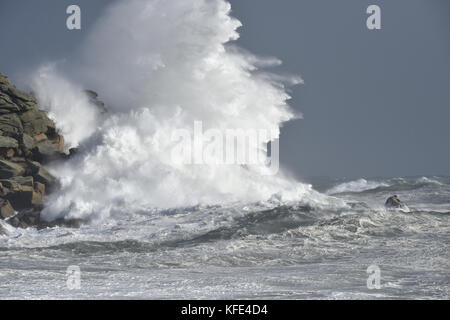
[0,0,449,179]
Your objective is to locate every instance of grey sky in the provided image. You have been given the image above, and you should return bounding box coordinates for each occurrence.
[0,0,449,179]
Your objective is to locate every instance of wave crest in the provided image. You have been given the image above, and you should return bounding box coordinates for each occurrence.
[28,0,322,222]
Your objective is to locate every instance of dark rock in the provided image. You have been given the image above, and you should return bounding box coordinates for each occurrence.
[7,88,36,111]
[34,181,46,198]
[84,89,108,114]
[0,72,78,230]
[0,198,15,219]
[0,136,19,149]
[21,133,36,151]
[0,182,9,196]
[69,147,78,155]
[34,133,48,143]
[7,207,38,229]
[7,157,28,171]
[0,160,26,178]
[31,189,44,207]
[385,195,405,208]
[32,141,64,162]
[19,109,55,136]
[53,135,64,152]
[0,92,21,114]
[0,136,19,158]
[3,175,34,187]
[9,216,20,228]
[27,160,55,187]
[40,218,85,229]
[5,148,15,158]
[19,221,29,229]
[0,175,45,209]
[0,176,35,210]
[0,113,23,138]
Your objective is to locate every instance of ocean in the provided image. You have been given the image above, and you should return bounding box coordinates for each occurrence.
[1,175,448,299]
[1,0,448,300]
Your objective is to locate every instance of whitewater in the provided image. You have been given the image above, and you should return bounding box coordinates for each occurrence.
[0,0,448,299]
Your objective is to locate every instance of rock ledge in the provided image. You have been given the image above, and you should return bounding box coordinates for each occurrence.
[0,72,82,234]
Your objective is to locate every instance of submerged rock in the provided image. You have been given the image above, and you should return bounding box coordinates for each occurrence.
[0,176,40,210]
[39,218,85,229]
[385,195,405,208]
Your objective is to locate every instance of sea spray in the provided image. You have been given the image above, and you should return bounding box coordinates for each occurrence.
[28,0,329,222]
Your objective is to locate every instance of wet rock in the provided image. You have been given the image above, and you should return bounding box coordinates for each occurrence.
[0,113,23,138]
[16,208,41,227]
[7,88,36,111]
[21,133,36,151]
[32,141,64,162]
[34,133,47,143]
[0,136,19,149]
[34,181,46,198]
[0,175,45,209]
[27,160,56,188]
[0,160,26,178]
[5,148,15,158]
[0,198,15,219]
[8,216,20,228]
[7,157,28,171]
[385,195,404,208]
[69,147,78,156]
[0,92,21,114]
[0,72,76,230]
[61,147,79,160]
[0,136,19,158]
[0,176,35,210]
[19,109,55,136]
[0,182,9,196]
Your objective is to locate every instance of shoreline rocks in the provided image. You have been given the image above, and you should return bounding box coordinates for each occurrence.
[0,72,83,234]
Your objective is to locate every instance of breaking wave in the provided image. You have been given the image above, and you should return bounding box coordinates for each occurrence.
[326,179,389,195]
[27,0,337,222]
[327,176,448,196]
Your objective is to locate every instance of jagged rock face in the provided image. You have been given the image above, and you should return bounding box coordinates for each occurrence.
[0,72,72,233]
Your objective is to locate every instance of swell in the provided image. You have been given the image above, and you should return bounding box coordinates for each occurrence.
[5,201,448,255]
[329,177,449,196]
[28,0,310,222]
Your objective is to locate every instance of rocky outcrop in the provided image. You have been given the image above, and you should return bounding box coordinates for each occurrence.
[0,72,82,234]
[385,195,405,208]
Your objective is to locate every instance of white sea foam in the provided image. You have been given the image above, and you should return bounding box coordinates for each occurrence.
[26,0,332,222]
[326,179,389,195]
[416,177,443,186]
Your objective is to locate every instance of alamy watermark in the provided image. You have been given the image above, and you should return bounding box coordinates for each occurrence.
[367,5,381,30]
[171,121,280,175]
[66,265,81,290]
[366,264,381,289]
[66,5,81,30]
[66,4,381,31]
